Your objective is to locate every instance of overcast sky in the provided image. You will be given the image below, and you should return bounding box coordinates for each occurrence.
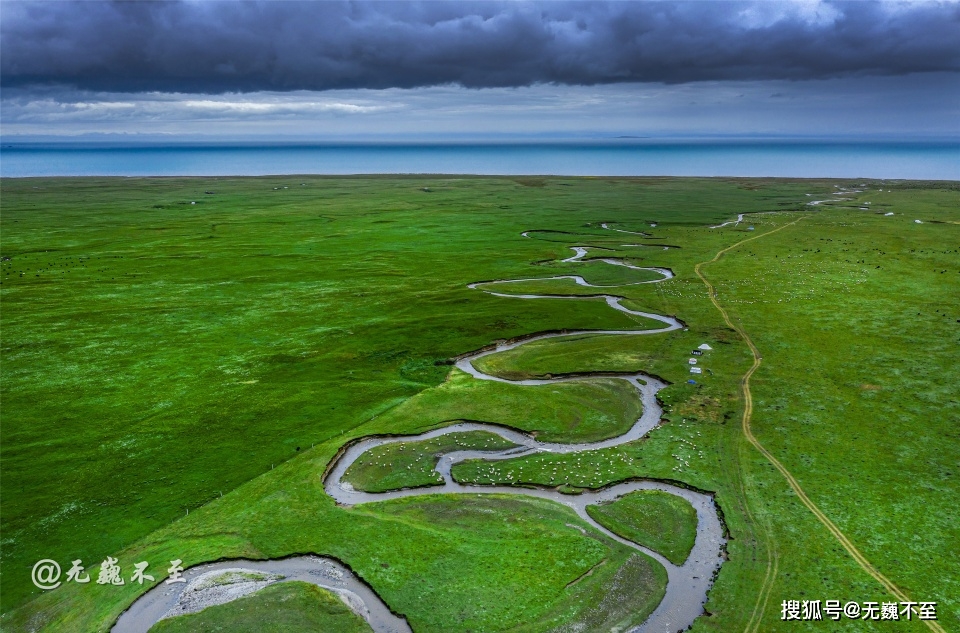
[2,1,958,140]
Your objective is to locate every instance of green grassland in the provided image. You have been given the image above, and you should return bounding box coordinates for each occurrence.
[586,490,698,566]
[542,258,667,285]
[342,431,517,492]
[148,581,373,633]
[369,368,646,443]
[474,278,628,297]
[1,176,957,632]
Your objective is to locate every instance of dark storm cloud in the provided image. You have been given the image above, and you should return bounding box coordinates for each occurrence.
[2,1,959,93]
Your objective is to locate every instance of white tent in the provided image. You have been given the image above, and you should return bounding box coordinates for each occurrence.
[690,367,702,374]
[698,343,713,351]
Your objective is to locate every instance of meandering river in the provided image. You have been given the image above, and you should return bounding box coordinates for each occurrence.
[115,230,725,633]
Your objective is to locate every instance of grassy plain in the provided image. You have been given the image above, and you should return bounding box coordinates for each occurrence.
[586,490,698,566]
[370,368,646,443]
[342,431,517,492]
[1,176,957,632]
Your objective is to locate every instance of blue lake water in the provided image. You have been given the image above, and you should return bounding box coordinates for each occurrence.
[1,141,957,179]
